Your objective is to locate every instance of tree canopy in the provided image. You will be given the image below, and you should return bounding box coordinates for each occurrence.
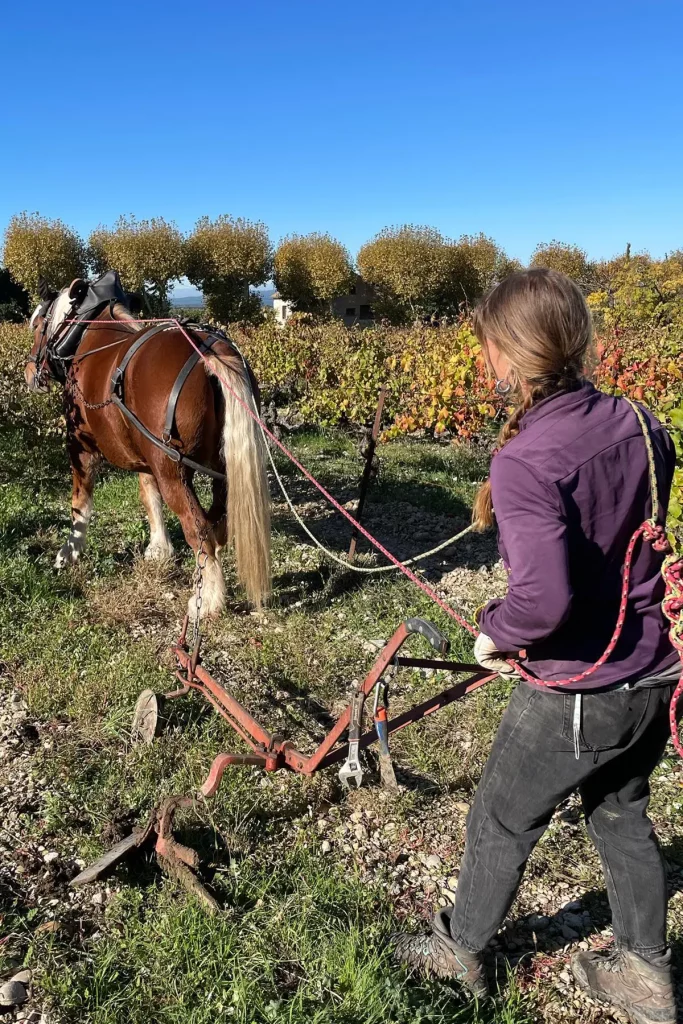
[274,233,355,311]
[357,225,519,320]
[89,216,184,315]
[2,212,88,300]
[530,240,594,289]
[184,215,273,322]
[588,248,683,331]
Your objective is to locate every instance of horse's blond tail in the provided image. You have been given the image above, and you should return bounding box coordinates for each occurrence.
[203,352,271,607]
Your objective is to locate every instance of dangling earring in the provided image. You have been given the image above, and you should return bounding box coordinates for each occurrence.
[495,377,512,397]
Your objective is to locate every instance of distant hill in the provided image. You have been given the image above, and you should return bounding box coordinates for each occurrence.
[170,287,275,309]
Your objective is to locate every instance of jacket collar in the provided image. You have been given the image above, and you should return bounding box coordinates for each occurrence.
[517,379,596,431]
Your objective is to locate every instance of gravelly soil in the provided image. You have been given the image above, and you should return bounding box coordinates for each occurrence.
[2,454,683,1022]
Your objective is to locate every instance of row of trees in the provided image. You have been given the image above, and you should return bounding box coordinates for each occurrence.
[0,213,529,321]
[2,211,681,328]
[1,213,273,320]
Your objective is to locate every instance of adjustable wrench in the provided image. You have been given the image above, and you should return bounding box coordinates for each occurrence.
[338,690,365,790]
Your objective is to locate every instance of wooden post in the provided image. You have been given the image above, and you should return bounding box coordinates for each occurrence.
[348,386,386,562]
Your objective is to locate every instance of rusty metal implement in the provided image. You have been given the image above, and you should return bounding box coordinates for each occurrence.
[72,616,495,907]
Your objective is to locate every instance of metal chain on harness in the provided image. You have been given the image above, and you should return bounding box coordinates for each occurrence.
[66,369,116,411]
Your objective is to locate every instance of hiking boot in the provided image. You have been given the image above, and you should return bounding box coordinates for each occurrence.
[393,909,489,998]
[571,946,676,1024]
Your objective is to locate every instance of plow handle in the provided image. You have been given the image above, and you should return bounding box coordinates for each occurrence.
[405,618,450,655]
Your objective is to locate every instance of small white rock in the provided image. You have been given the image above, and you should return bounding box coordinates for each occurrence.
[91,891,104,906]
[43,851,59,865]
[321,840,331,854]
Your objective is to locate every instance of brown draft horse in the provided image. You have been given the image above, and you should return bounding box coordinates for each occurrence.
[25,279,271,617]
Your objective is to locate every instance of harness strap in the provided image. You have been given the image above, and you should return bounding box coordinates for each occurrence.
[110,323,172,399]
[108,322,229,482]
[162,334,224,443]
[110,395,226,481]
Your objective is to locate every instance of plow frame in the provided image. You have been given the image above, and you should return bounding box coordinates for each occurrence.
[170,615,496,795]
[72,616,495,906]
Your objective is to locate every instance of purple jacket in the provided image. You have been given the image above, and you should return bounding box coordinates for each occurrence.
[478,382,677,690]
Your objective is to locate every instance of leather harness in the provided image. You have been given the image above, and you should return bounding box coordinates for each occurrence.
[107,323,231,481]
[32,272,242,483]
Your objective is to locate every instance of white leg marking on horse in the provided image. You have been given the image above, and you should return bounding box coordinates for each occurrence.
[140,475,174,561]
[188,555,226,620]
[55,505,92,569]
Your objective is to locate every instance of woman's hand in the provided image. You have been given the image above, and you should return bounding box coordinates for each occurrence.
[474,632,520,678]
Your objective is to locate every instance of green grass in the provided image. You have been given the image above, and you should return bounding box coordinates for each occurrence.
[1,356,681,1023]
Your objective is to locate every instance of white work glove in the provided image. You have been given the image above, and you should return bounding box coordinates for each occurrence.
[474,632,519,678]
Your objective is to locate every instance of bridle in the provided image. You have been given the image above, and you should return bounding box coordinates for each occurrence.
[27,300,53,390]
[28,294,79,390]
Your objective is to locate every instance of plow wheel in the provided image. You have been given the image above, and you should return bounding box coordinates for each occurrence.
[131,688,164,746]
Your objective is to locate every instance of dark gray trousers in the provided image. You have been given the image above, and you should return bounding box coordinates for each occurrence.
[449,682,676,958]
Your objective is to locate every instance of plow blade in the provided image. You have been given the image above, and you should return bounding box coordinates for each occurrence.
[70,826,153,887]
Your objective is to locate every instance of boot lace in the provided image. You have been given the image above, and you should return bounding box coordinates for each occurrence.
[599,948,626,973]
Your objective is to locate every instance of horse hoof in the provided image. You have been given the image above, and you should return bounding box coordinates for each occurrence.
[54,545,78,569]
[144,542,175,562]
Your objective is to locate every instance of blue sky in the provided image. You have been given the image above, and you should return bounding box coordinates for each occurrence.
[1,0,681,268]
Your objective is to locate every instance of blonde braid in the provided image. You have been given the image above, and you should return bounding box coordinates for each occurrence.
[472,387,545,531]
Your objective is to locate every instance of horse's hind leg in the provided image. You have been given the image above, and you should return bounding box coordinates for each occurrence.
[207,478,228,552]
[55,446,99,569]
[154,468,226,619]
[139,473,174,561]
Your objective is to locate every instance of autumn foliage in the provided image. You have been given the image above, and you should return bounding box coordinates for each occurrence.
[236,315,494,438]
[235,309,683,528]
[3,213,88,300]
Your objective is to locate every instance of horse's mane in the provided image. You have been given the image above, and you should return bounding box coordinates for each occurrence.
[45,290,75,340]
[110,302,143,333]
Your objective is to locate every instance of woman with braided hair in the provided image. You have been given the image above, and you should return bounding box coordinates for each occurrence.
[395,269,679,1024]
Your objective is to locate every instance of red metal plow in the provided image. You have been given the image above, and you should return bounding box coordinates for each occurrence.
[71,617,495,909]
